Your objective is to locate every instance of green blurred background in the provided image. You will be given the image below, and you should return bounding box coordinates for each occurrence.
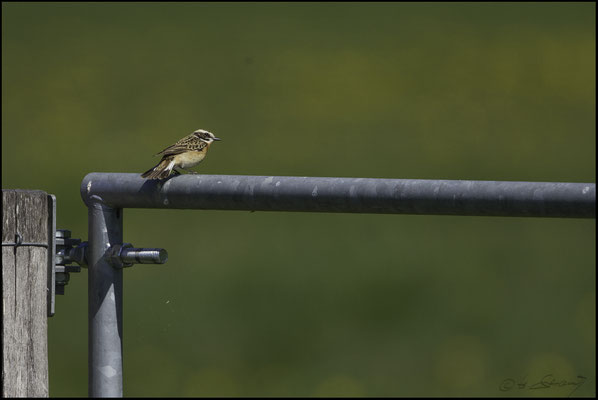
[2,2,595,397]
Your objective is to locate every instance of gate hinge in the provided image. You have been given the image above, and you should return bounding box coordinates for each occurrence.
[46,195,169,317]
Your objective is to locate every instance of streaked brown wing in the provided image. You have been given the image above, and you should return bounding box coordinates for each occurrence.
[155,133,207,157]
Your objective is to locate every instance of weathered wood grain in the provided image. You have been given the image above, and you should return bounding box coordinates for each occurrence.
[2,190,49,397]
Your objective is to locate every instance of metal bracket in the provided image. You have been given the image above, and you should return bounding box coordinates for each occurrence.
[54,229,84,296]
[48,222,86,316]
[48,195,57,317]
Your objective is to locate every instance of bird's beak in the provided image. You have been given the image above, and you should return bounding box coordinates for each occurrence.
[212,137,222,141]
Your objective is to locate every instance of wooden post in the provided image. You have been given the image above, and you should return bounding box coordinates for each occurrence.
[2,190,49,397]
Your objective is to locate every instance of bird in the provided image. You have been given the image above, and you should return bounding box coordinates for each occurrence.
[141,129,221,180]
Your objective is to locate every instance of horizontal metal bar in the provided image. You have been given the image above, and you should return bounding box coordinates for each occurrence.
[81,173,595,218]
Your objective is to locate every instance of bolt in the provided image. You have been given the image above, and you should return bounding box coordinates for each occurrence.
[108,243,168,269]
[56,230,71,239]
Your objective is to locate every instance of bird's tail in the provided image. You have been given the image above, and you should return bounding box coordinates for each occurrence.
[141,157,175,180]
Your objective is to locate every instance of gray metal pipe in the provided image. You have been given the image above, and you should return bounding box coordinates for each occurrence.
[87,200,123,397]
[80,172,594,395]
[81,173,595,218]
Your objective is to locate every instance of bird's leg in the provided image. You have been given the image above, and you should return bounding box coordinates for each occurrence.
[171,169,182,176]
[182,168,199,175]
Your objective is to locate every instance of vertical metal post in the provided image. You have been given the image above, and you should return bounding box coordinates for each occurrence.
[88,201,123,397]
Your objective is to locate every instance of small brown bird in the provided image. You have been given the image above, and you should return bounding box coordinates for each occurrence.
[141,129,221,180]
